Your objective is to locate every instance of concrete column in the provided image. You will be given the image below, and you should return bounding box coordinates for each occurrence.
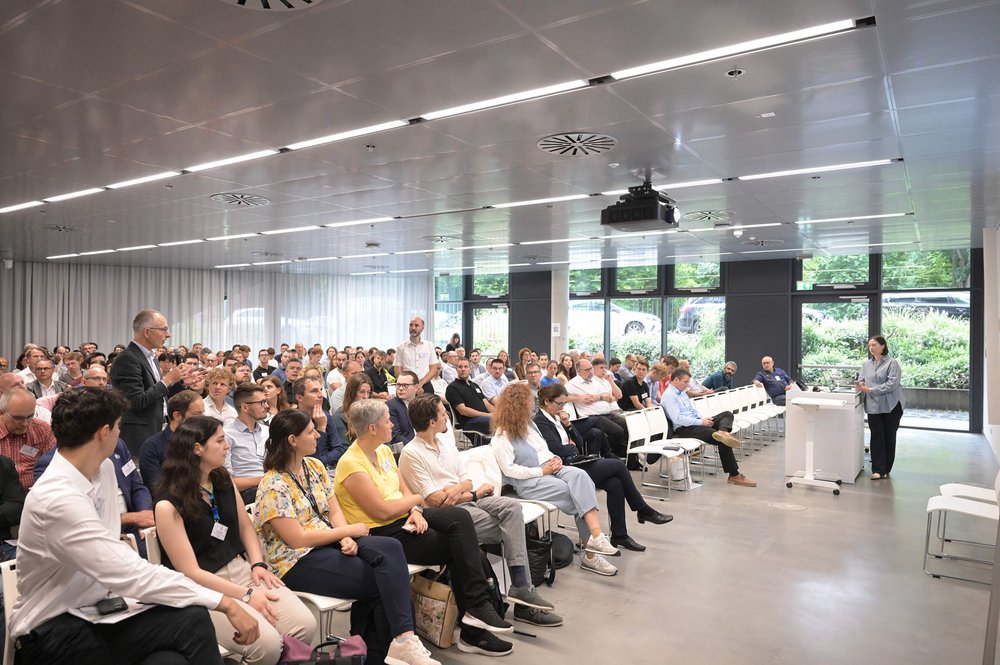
[983,226,1000,455]
[550,269,569,358]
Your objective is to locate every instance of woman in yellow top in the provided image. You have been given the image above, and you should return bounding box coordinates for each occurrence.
[254,409,439,665]
[334,399,515,657]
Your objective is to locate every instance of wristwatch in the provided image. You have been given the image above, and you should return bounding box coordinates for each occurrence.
[410,504,424,513]
[470,488,478,501]
[241,586,254,603]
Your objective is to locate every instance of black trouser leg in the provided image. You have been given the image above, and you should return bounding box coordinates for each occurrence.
[712,411,735,431]
[868,412,887,474]
[597,413,627,457]
[884,402,903,473]
[676,425,740,476]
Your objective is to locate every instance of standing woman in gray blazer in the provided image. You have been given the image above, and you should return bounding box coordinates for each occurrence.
[856,335,904,480]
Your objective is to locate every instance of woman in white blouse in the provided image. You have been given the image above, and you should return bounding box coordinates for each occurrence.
[489,382,620,577]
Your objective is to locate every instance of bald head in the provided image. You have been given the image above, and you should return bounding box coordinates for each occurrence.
[0,373,25,392]
[0,389,37,435]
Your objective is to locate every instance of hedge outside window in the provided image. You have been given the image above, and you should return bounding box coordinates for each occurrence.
[472,273,509,298]
[882,250,972,290]
[569,268,602,295]
[615,265,658,292]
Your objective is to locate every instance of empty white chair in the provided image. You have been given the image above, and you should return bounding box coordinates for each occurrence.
[623,410,684,499]
[924,472,1000,583]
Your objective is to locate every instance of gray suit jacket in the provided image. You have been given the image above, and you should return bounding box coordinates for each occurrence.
[26,380,69,399]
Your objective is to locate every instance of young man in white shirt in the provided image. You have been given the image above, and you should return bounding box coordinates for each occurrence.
[9,386,256,664]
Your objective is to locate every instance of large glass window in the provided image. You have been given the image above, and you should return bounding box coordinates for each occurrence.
[435,275,463,301]
[798,300,870,386]
[432,304,462,349]
[472,273,508,298]
[882,249,972,290]
[471,304,509,357]
[609,298,662,360]
[614,265,659,293]
[881,291,970,430]
[569,268,602,295]
[673,261,720,290]
[666,296,725,379]
[568,299,605,354]
[800,254,869,286]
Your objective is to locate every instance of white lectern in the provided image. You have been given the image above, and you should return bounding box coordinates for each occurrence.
[786,397,845,495]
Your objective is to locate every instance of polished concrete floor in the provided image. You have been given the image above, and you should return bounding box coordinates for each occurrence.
[403,427,995,665]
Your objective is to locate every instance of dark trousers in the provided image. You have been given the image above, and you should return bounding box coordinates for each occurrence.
[596,412,628,457]
[584,459,647,537]
[370,506,490,616]
[14,605,220,665]
[462,415,492,435]
[282,536,413,664]
[675,411,740,476]
[572,417,614,457]
[869,402,903,474]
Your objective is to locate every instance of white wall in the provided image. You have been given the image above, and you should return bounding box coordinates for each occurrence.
[984,226,1000,457]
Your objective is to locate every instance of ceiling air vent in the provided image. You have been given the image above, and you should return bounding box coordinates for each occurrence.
[683,210,733,223]
[537,133,617,157]
[210,193,271,207]
[214,0,325,11]
[421,235,462,244]
[44,224,83,233]
[741,239,784,248]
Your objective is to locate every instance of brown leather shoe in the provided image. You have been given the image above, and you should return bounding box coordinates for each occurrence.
[712,431,741,448]
[727,473,757,487]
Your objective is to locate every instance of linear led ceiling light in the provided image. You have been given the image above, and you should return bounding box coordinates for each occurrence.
[321,216,394,229]
[115,245,157,252]
[493,194,590,209]
[157,239,205,247]
[184,150,279,173]
[519,236,600,246]
[44,188,105,203]
[47,253,79,260]
[794,212,909,225]
[421,80,588,121]
[207,232,261,241]
[107,171,180,189]
[0,201,44,214]
[215,263,251,268]
[285,120,409,151]
[260,225,320,235]
[610,19,859,81]
[738,159,894,181]
[252,260,291,266]
[600,178,723,196]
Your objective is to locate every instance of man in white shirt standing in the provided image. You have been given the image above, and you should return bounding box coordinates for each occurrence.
[565,359,627,457]
[394,317,439,395]
[9,386,256,664]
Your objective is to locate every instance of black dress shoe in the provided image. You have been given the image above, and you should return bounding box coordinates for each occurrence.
[609,535,646,552]
[636,507,673,525]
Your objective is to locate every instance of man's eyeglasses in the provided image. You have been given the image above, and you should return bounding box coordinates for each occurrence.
[527,370,542,375]
[396,382,415,388]
[246,399,269,408]
[147,326,170,333]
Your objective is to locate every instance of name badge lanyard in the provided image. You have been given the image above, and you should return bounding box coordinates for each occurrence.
[203,484,229,540]
[288,461,332,528]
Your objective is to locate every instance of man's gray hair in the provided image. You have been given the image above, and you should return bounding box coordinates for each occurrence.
[0,387,33,412]
[347,398,389,437]
[724,360,738,371]
[132,309,161,335]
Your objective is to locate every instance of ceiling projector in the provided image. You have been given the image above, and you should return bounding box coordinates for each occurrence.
[600,181,680,232]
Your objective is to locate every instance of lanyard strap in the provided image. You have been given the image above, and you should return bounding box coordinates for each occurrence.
[287,461,332,528]
[201,484,221,522]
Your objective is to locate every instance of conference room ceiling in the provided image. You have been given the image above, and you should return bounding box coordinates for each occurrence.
[1,0,998,276]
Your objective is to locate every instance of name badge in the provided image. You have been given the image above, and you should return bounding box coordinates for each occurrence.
[19,445,39,458]
[121,460,136,476]
[211,522,229,540]
[381,458,393,473]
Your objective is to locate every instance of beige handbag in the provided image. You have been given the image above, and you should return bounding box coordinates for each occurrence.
[410,568,458,648]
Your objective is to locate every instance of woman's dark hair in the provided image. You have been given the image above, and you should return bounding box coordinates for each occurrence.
[52,387,129,449]
[155,416,232,520]
[259,374,290,412]
[537,383,568,408]
[869,335,890,357]
[264,409,312,472]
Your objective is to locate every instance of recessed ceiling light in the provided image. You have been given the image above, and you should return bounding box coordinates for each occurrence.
[78,249,115,256]
[260,225,320,235]
[0,201,44,214]
[46,253,79,260]
[610,19,858,80]
[794,212,909,225]
[44,188,105,203]
[737,159,894,181]
[251,259,292,266]
[214,263,251,268]
[115,245,157,252]
[184,150,279,173]
[493,194,589,209]
[285,120,409,151]
[158,239,205,247]
[207,232,262,241]
[107,171,180,189]
[421,80,588,121]
[321,216,394,229]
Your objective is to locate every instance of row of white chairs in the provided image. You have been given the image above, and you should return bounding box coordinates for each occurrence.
[691,385,785,457]
[623,407,704,500]
[924,472,1000,583]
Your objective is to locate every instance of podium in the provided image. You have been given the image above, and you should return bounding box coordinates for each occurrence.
[786,396,849,495]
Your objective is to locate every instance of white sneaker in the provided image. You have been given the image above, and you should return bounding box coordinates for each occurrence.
[581,552,618,576]
[385,635,441,665]
[584,532,619,556]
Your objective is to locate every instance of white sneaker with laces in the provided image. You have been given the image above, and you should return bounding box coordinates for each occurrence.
[385,635,441,665]
[581,552,618,576]
[584,532,619,556]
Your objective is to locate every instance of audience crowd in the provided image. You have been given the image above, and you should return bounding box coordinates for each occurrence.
[0,311,768,664]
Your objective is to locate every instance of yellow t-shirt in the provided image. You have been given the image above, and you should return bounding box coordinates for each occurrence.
[333,443,404,528]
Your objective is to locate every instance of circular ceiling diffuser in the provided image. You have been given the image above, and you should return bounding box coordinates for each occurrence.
[741,239,784,247]
[44,224,83,233]
[215,0,325,11]
[421,235,462,244]
[683,210,733,223]
[210,193,271,207]
[537,133,617,157]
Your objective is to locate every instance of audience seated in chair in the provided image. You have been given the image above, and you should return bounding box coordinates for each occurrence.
[332,374,372,444]
[387,371,419,448]
[446,359,494,436]
[292,376,346,469]
[0,388,56,490]
[140,389,204,489]
[224,383,272,505]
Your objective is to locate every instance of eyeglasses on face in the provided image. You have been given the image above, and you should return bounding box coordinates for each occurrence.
[395,382,415,388]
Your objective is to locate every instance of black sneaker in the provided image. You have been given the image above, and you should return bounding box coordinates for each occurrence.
[457,627,513,656]
[461,604,514,634]
[513,605,563,627]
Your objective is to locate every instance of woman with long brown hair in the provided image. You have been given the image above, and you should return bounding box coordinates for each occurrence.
[258,374,289,425]
[489,383,619,577]
[512,347,533,380]
[332,373,372,443]
[556,354,576,383]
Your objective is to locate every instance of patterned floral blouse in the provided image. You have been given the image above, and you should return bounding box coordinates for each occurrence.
[255,456,336,577]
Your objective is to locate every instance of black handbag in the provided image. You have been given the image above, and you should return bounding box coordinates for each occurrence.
[525,523,556,587]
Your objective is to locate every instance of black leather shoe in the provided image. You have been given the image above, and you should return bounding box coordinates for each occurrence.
[609,535,646,552]
[636,507,673,525]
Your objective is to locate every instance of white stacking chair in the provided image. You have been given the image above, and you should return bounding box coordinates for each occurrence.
[645,407,705,484]
[623,409,683,500]
[924,472,1000,583]
[459,444,557,536]
[940,482,996,503]
[2,560,16,665]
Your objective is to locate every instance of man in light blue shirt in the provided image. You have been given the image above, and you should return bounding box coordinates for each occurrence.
[662,368,756,487]
[477,358,509,404]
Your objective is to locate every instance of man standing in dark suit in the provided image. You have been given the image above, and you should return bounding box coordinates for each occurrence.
[110,309,198,458]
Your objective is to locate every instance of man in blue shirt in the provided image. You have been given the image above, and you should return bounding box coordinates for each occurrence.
[702,361,738,392]
[293,376,346,468]
[753,356,793,405]
[662,368,756,487]
[139,389,204,489]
